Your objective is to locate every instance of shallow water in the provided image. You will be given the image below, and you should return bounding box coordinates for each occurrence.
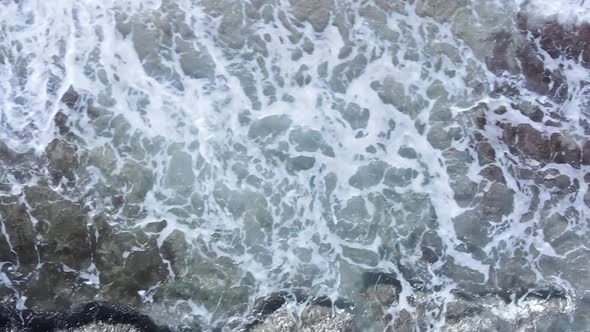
[1,0,590,331]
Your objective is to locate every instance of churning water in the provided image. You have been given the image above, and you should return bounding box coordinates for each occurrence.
[1,0,590,331]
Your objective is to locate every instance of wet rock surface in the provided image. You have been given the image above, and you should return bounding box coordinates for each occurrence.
[0,302,164,332]
[46,139,79,182]
[2,1,590,331]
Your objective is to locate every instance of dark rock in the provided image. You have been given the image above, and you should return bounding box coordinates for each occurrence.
[383,167,417,188]
[487,30,519,74]
[286,155,315,172]
[549,133,582,167]
[341,246,380,266]
[514,16,590,100]
[583,141,590,165]
[248,115,292,140]
[421,246,439,264]
[439,257,486,294]
[0,141,33,165]
[175,38,215,80]
[444,300,482,323]
[391,309,415,332]
[0,141,18,163]
[117,244,168,299]
[92,215,167,302]
[25,186,92,270]
[493,256,537,292]
[20,301,162,332]
[289,128,321,152]
[540,213,584,255]
[330,54,368,93]
[476,142,496,165]
[161,230,189,276]
[248,291,293,325]
[502,123,584,167]
[494,106,507,115]
[449,175,478,208]
[518,15,590,66]
[524,106,544,123]
[112,195,125,209]
[0,195,37,267]
[333,101,370,130]
[54,111,69,135]
[91,216,133,276]
[427,125,452,150]
[540,172,573,193]
[0,304,19,330]
[348,161,388,189]
[420,230,443,263]
[143,220,167,234]
[23,262,97,311]
[430,107,453,123]
[502,123,551,162]
[120,161,154,204]
[290,0,333,32]
[515,37,567,99]
[61,86,80,109]
[362,272,402,293]
[454,209,491,245]
[479,165,506,184]
[165,150,195,194]
[63,302,159,332]
[398,146,417,159]
[371,78,428,119]
[45,139,79,181]
[479,182,515,220]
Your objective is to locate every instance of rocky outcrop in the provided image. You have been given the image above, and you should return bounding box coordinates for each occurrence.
[0,195,38,268]
[0,302,164,332]
[25,185,92,270]
[45,139,79,182]
[60,86,81,110]
[501,123,587,167]
[289,0,334,33]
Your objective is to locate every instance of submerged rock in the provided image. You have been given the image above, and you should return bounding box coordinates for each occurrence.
[0,195,37,268]
[91,216,168,303]
[348,161,388,190]
[0,141,34,165]
[286,155,316,172]
[45,139,79,182]
[25,185,92,270]
[248,115,292,140]
[333,101,370,130]
[60,86,81,109]
[502,123,585,167]
[290,0,334,32]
